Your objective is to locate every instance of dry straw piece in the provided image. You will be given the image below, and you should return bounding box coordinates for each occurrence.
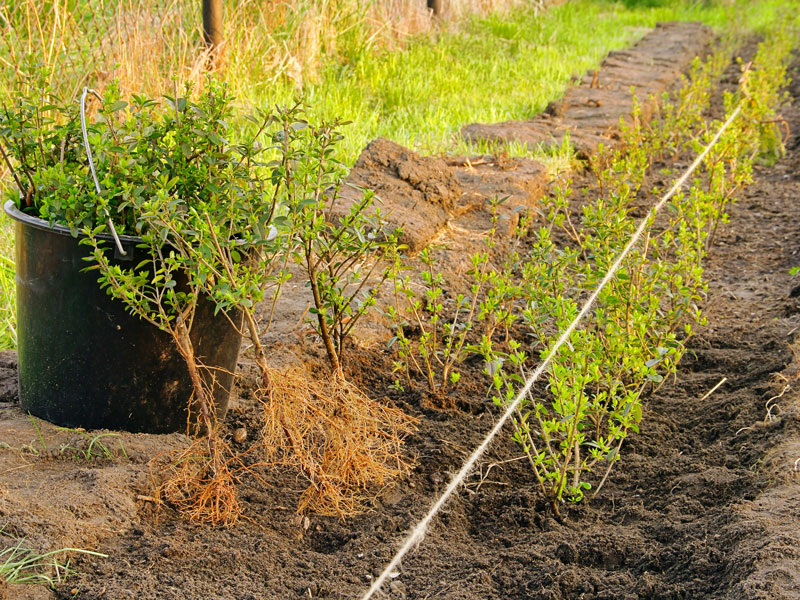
[261,366,418,516]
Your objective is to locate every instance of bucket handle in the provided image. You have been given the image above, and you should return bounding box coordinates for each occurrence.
[79,87,127,258]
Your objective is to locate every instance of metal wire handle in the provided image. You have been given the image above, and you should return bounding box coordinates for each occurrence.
[79,87,126,257]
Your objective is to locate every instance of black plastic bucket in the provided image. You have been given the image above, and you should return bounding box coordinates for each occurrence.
[4,200,243,433]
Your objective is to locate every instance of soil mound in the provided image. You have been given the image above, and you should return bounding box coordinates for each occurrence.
[338,138,463,252]
[446,155,550,238]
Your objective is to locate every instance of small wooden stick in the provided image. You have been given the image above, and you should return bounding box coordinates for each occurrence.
[698,377,727,402]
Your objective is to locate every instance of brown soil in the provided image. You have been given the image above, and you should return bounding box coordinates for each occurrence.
[0,35,798,600]
[337,138,463,253]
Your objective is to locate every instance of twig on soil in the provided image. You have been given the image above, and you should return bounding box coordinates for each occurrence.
[440,439,470,456]
[699,377,728,402]
[735,380,791,435]
[469,455,527,492]
[420,561,501,600]
[294,301,312,331]
[591,436,625,499]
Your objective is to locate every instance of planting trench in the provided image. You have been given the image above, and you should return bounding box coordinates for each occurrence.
[0,22,798,600]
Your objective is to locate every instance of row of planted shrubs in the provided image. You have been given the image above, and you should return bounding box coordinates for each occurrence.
[383,23,794,514]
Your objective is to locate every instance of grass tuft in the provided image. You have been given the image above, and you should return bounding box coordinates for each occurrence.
[0,531,107,588]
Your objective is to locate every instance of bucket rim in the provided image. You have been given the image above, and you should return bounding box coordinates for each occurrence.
[3,199,143,245]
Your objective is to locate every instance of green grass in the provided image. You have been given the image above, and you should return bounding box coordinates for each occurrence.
[237,0,794,163]
[0,215,14,350]
[449,133,582,178]
[0,531,107,587]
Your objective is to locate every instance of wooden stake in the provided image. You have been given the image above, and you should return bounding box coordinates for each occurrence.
[202,0,224,65]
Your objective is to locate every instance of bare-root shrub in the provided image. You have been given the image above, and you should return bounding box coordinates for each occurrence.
[261,366,418,516]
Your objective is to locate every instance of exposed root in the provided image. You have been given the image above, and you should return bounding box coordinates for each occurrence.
[764,383,790,422]
[153,434,244,527]
[261,366,418,516]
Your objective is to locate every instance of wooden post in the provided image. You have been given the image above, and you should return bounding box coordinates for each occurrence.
[427,0,442,18]
[202,0,223,64]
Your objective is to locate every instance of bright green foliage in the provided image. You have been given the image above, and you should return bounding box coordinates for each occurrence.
[387,198,501,393]
[1,77,285,336]
[2,77,255,236]
[0,218,14,349]
[1,81,291,524]
[475,25,796,512]
[280,108,401,376]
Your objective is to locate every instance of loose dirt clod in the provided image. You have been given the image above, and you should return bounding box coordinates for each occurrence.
[233,427,248,443]
[338,138,463,252]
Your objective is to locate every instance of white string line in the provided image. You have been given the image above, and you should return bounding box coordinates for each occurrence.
[359,102,743,600]
[80,87,127,256]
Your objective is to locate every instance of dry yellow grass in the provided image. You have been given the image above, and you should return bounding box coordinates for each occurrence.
[0,0,540,99]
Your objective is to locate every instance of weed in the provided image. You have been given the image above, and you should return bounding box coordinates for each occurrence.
[55,429,128,461]
[0,531,106,588]
[27,413,46,453]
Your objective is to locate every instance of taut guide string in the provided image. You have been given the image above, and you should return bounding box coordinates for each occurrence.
[359,102,744,600]
[80,87,127,257]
